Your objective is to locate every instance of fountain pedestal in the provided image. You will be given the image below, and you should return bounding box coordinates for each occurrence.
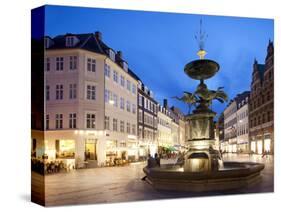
[184,110,221,172]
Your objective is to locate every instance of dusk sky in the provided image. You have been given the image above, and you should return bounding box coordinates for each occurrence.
[38,5,274,118]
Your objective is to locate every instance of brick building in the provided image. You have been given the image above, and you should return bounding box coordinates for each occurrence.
[249,41,274,154]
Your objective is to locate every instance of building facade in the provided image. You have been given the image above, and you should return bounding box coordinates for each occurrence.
[170,106,186,146]
[217,113,224,150]
[137,81,158,158]
[236,92,250,153]
[32,32,140,167]
[249,41,274,154]
[222,92,250,153]
[223,100,237,153]
[157,104,172,148]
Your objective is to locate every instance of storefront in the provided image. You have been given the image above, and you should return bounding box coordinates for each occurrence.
[85,139,97,160]
[264,134,272,153]
[237,143,248,153]
[257,140,263,154]
[251,141,256,153]
[250,133,272,154]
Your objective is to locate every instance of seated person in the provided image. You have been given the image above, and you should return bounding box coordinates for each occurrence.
[147,154,157,168]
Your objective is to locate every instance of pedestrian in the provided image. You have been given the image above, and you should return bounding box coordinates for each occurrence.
[147,154,157,168]
[154,153,160,166]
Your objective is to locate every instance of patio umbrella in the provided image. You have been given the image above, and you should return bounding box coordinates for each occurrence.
[167,146,177,151]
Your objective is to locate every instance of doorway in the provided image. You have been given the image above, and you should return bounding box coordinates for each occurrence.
[85,139,97,160]
[257,140,263,154]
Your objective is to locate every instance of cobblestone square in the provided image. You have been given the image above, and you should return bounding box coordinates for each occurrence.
[31,153,273,206]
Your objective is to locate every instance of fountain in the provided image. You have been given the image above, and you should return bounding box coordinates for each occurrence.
[143,20,264,192]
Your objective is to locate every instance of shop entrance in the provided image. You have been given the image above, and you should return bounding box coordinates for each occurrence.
[257,140,263,154]
[251,141,256,153]
[85,139,97,160]
[264,139,271,153]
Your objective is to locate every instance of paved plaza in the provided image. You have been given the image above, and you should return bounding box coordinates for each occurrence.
[32,153,274,206]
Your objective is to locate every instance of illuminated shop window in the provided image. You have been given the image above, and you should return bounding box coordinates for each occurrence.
[56,139,75,158]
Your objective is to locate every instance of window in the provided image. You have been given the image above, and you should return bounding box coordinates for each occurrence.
[86,113,95,129]
[132,84,136,94]
[46,85,50,100]
[69,56,77,70]
[139,111,142,122]
[56,139,75,159]
[132,124,136,135]
[113,94,118,107]
[105,89,110,103]
[109,49,115,61]
[267,111,271,122]
[55,114,63,129]
[46,114,49,130]
[132,104,136,114]
[269,71,272,80]
[120,75,125,87]
[126,100,131,112]
[104,64,110,77]
[138,128,143,139]
[56,84,63,100]
[56,57,63,71]
[127,80,131,91]
[262,113,266,123]
[69,113,77,128]
[126,123,131,134]
[138,95,142,106]
[66,36,75,46]
[69,84,77,99]
[45,58,50,71]
[120,97,125,109]
[267,91,270,101]
[120,121,125,132]
[87,85,96,100]
[145,99,148,109]
[123,62,128,71]
[44,37,52,49]
[113,118,118,131]
[105,116,110,130]
[113,70,118,83]
[87,58,96,72]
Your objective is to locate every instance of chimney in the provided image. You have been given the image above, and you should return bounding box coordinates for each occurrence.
[163,99,168,109]
[95,31,102,40]
[117,51,123,59]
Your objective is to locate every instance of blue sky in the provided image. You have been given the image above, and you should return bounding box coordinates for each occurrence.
[39,5,274,117]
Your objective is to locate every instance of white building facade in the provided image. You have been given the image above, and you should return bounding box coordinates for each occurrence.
[157,105,172,148]
[236,96,250,153]
[222,91,250,153]
[223,100,237,153]
[32,32,139,168]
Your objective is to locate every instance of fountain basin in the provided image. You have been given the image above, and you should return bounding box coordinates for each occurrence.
[184,59,220,80]
[143,161,264,192]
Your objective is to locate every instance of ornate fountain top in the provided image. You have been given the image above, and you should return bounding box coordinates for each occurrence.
[184,19,219,80]
[195,19,208,59]
[177,19,228,114]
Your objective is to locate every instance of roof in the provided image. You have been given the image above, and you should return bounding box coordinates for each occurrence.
[235,91,250,107]
[45,32,140,81]
[257,64,265,81]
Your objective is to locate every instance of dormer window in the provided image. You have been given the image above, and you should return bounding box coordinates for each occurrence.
[44,37,53,49]
[65,36,78,47]
[137,81,142,89]
[109,49,115,62]
[150,91,154,98]
[144,86,148,94]
[123,61,128,72]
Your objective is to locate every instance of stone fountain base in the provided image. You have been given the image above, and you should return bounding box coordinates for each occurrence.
[143,161,264,192]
